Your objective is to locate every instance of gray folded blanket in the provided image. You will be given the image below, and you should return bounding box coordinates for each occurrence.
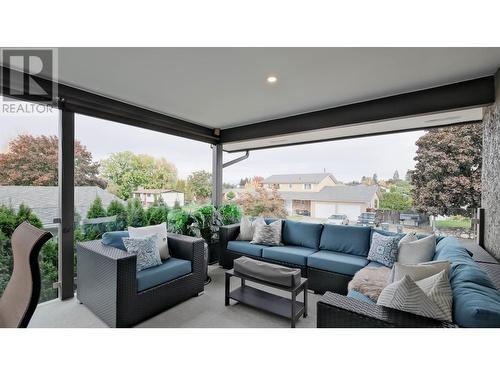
[348,266,391,302]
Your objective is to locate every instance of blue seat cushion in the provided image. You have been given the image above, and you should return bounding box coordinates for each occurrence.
[136,257,192,292]
[452,282,500,327]
[320,224,371,256]
[227,241,264,257]
[282,220,323,249]
[101,231,129,251]
[347,290,376,304]
[308,251,369,276]
[262,246,317,266]
[366,261,385,268]
[434,237,495,289]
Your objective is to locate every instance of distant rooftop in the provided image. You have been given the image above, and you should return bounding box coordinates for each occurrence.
[263,173,337,184]
[133,188,182,194]
[0,186,123,225]
[279,185,379,203]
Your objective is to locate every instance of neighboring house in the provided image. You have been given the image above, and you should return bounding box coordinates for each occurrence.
[0,186,123,227]
[132,187,184,208]
[262,173,380,220]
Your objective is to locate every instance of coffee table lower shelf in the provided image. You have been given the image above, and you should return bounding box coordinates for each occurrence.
[229,285,305,321]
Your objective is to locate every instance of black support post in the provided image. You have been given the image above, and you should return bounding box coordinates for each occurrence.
[58,109,75,300]
[212,144,223,206]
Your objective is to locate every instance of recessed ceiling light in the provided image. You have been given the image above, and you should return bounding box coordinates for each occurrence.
[266,76,278,84]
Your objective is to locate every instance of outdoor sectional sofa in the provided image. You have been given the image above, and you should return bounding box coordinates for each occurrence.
[77,232,205,327]
[220,219,500,327]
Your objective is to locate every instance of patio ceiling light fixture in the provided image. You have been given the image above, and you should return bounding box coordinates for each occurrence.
[266,75,278,84]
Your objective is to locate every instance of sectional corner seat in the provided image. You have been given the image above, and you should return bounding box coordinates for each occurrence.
[220,220,500,327]
[77,231,205,327]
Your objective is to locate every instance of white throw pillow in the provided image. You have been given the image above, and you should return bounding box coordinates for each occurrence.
[390,260,450,283]
[237,216,265,241]
[397,234,436,264]
[128,222,169,260]
[377,270,453,322]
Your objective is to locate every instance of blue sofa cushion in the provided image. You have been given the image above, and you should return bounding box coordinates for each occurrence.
[227,241,264,257]
[452,282,500,327]
[262,246,317,266]
[102,231,129,251]
[371,228,406,242]
[136,257,192,292]
[282,220,323,249]
[308,251,369,276]
[366,260,385,268]
[347,290,376,304]
[319,225,371,256]
[434,237,495,289]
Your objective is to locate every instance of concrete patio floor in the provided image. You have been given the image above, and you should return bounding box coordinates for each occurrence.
[29,265,320,328]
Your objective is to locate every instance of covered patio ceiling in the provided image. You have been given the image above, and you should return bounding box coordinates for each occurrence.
[3,47,500,149]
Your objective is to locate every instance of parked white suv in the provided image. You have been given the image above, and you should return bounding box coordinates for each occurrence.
[326,214,349,225]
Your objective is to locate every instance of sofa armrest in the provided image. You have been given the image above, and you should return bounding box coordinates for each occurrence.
[219,224,240,247]
[167,233,205,278]
[317,292,457,328]
[219,224,240,268]
[76,240,137,327]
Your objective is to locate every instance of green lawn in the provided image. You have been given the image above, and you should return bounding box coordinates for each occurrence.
[434,218,471,229]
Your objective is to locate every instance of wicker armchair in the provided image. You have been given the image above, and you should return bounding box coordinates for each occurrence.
[317,292,457,328]
[76,233,205,327]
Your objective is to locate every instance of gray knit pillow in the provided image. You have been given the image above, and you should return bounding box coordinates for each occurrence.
[250,220,282,246]
[123,234,162,272]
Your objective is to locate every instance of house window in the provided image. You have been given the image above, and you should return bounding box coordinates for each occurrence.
[289,184,292,188]
[304,183,312,190]
[147,193,152,197]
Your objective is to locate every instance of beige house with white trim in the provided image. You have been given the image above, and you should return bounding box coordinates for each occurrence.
[262,173,380,220]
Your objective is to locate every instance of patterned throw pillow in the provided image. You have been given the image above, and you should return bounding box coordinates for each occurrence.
[377,270,453,322]
[128,222,170,260]
[250,220,282,246]
[367,232,400,267]
[123,234,163,272]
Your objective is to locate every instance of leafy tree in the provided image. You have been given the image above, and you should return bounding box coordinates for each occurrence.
[379,191,413,211]
[218,203,241,225]
[187,170,212,202]
[15,203,43,228]
[145,203,169,226]
[100,151,178,200]
[86,197,107,219]
[0,134,102,187]
[127,198,145,227]
[372,173,378,184]
[409,122,482,216]
[236,188,287,218]
[107,200,128,231]
[393,170,400,181]
[226,191,236,200]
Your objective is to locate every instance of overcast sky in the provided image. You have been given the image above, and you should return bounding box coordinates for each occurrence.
[0,105,424,184]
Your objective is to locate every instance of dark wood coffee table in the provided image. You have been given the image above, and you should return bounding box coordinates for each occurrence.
[225,268,308,328]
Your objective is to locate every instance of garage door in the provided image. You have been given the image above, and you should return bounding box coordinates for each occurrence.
[337,204,362,221]
[314,202,336,218]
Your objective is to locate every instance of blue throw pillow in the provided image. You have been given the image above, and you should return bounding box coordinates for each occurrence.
[367,232,400,267]
[102,231,129,251]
